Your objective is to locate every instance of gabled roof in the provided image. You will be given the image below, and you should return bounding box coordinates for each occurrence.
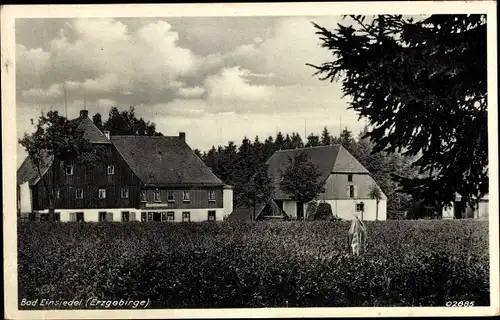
[266,145,370,199]
[17,150,53,186]
[111,135,224,187]
[17,111,109,186]
[227,199,288,221]
[75,117,111,144]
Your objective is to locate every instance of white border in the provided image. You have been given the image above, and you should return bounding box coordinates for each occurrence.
[2,2,498,319]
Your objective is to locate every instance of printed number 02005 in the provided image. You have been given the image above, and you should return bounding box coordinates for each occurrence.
[446,301,475,307]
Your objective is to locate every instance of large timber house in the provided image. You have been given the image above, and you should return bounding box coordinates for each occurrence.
[17,110,233,222]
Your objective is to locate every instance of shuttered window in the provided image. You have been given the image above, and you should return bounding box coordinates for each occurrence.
[76,212,84,222]
[154,191,161,202]
[76,188,84,199]
[182,211,190,222]
[122,211,130,222]
[65,164,74,176]
[99,211,107,221]
[107,165,115,175]
[167,211,175,221]
[356,202,365,212]
[121,188,129,199]
[140,191,147,202]
[167,191,175,202]
[208,210,216,221]
[208,190,216,202]
[347,186,355,199]
[99,189,106,199]
[348,174,353,182]
[182,191,190,202]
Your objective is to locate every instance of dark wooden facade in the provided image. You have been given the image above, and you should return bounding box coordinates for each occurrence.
[32,145,226,211]
[139,188,223,210]
[32,144,142,210]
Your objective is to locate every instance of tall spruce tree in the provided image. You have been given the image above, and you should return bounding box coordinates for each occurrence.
[320,127,332,146]
[308,15,488,211]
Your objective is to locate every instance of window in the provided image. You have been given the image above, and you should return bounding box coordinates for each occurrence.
[121,188,129,199]
[208,210,216,221]
[182,211,190,222]
[107,165,115,175]
[182,191,190,202]
[208,190,216,202]
[167,191,175,202]
[99,211,107,222]
[140,191,147,202]
[356,202,365,212]
[349,186,355,199]
[76,212,84,222]
[167,211,175,221]
[141,212,147,222]
[161,212,167,222]
[76,188,83,199]
[122,211,130,222]
[147,212,153,222]
[154,191,161,202]
[99,189,106,199]
[348,174,353,182]
[65,164,74,176]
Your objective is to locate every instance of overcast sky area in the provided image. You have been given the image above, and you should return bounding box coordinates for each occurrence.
[15,16,377,166]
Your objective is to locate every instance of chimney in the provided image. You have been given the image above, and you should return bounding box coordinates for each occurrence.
[179,132,186,142]
[80,110,89,118]
[104,130,110,140]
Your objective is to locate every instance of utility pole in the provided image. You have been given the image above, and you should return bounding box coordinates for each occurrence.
[304,120,307,140]
[63,83,68,117]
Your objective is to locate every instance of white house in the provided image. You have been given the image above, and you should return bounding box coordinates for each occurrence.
[442,193,489,219]
[229,145,387,221]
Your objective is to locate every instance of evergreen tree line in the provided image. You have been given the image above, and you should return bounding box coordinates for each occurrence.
[195,126,420,214]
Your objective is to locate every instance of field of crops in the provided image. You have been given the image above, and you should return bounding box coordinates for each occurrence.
[18,220,489,308]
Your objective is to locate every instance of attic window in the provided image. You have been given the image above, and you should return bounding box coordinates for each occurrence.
[348,174,353,182]
[107,165,115,175]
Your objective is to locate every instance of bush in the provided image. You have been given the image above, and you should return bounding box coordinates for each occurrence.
[18,220,489,308]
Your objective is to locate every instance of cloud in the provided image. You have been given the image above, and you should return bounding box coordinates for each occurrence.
[22,83,63,101]
[16,18,201,107]
[205,67,271,102]
[177,86,205,98]
[15,16,365,156]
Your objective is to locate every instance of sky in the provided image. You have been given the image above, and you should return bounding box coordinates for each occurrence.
[16,16,370,166]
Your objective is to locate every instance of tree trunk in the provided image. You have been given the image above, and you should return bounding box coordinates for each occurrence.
[375,199,379,221]
[48,159,58,222]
